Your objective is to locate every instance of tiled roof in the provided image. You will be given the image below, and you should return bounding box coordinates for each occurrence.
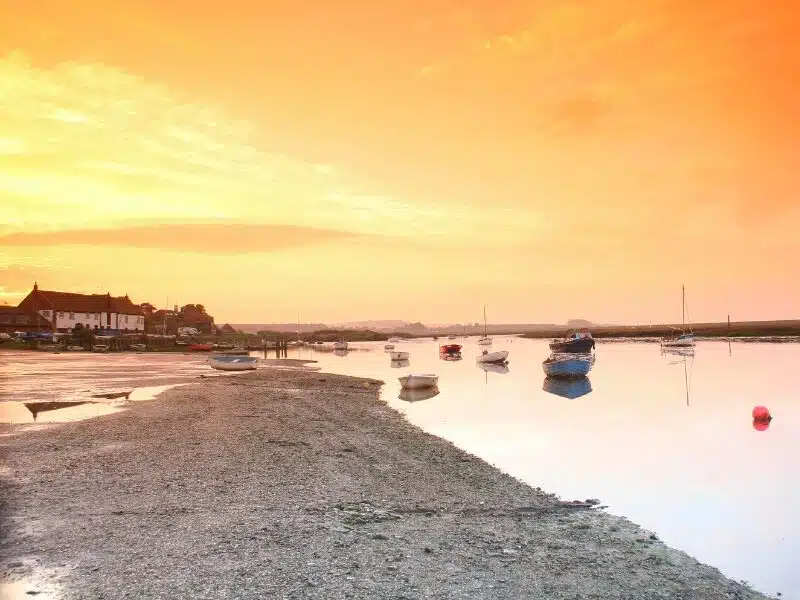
[20,289,144,315]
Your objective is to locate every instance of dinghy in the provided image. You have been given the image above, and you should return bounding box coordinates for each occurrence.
[384,344,395,350]
[333,341,349,350]
[390,351,409,361]
[661,285,696,348]
[208,355,259,371]
[476,349,509,364]
[542,354,594,378]
[398,373,439,389]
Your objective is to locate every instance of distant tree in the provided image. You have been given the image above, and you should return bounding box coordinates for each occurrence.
[140,303,156,316]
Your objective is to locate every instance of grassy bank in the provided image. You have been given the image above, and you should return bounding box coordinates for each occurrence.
[521,319,800,340]
[0,369,769,599]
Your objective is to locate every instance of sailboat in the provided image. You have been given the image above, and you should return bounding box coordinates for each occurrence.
[478,305,492,345]
[661,285,696,348]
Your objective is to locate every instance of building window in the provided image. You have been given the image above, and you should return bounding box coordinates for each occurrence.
[85,313,90,319]
[41,310,51,318]
[0,315,11,324]
[125,315,129,323]
[94,313,99,320]
[69,312,74,319]
[58,312,64,318]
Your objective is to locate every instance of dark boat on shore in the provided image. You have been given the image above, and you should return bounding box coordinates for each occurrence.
[549,331,595,353]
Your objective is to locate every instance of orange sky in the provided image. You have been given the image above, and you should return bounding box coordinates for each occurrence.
[1,1,798,324]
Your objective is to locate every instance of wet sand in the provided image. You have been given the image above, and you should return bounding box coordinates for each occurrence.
[0,369,769,599]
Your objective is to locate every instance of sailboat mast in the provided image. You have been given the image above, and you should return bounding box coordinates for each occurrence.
[483,305,487,337]
[681,285,685,327]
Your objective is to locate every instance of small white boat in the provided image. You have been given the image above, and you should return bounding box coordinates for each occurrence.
[384,344,395,350]
[476,350,508,364]
[447,335,457,340]
[130,344,147,351]
[661,285,696,348]
[387,337,402,343]
[390,351,409,361]
[92,344,109,353]
[399,387,440,402]
[333,341,349,350]
[67,345,85,352]
[477,304,492,345]
[661,333,696,348]
[389,359,410,368]
[398,373,439,389]
[208,355,259,371]
[542,354,595,378]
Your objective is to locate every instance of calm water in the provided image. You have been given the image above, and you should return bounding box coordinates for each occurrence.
[1,339,797,597]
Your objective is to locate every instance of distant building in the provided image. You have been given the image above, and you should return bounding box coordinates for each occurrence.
[16,283,145,332]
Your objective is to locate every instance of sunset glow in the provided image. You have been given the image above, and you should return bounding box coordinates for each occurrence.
[1,1,798,324]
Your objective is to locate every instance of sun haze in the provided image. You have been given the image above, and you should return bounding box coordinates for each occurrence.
[1,1,798,324]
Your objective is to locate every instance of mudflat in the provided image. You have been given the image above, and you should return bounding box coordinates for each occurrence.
[0,369,768,599]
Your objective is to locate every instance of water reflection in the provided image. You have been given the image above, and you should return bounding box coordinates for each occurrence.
[390,359,410,369]
[399,387,440,402]
[542,376,593,399]
[664,347,694,407]
[25,401,90,420]
[477,362,509,374]
[334,349,349,357]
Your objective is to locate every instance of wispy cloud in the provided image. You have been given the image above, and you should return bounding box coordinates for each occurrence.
[0,224,362,254]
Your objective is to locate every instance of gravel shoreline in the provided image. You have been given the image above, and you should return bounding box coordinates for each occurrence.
[1,369,769,599]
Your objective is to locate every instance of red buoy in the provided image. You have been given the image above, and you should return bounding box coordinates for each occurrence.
[752,406,771,421]
[753,419,771,432]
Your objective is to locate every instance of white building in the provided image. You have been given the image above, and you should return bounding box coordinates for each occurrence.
[17,283,145,332]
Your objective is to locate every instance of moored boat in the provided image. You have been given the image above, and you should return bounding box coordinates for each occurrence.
[549,330,595,353]
[542,353,594,378]
[92,344,109,353]
[387,337,402,343]
[333,341,349,350]
[384,344,395,350]
[398,373,439,389]
[661,285,696,348]
[208,355,259,371]
[188,343,213,352]
[130,344,147,351]
[476,349,509,364]
[439,344,461,354]
[390,351,409,361]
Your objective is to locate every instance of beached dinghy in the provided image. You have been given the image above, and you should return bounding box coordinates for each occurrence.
[390,351,409,361]
[398,373,439,389]
[542,354,595,378]
[384,344,395,350]
[476,350,509,364]
[208,355,259,371]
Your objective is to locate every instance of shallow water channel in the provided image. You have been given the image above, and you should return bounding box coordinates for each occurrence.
[1,338,797,597]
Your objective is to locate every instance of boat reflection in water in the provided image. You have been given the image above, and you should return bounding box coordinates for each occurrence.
[661,345,695,358]
[542,376,593,399]
[390,359,410,369]
[398,386,440,403]
[334,349,349,357]
[477,362,510,375]
[26,401,91,420]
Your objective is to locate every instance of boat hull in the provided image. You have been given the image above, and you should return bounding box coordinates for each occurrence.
[208,356,258,371]
[661,335,696,347]
[476,350,509,364]
[398,374,439,389]
[333,342,349,350]
[390,351,409,361]
[549,338,595,353]
[477,337,492,346]
[542,355,594,378]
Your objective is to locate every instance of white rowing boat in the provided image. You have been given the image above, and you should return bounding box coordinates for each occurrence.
[208,355,259,371]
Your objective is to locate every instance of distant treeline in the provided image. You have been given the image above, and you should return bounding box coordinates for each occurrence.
[521,320,800,339]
